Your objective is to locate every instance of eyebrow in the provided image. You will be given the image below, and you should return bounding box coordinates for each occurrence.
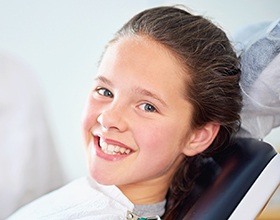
[94,76,113,86]
[133,87,167,107]
[94,75,167,107]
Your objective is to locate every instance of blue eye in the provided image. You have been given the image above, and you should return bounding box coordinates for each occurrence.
[139,103,157,112]
[96,88,113,98]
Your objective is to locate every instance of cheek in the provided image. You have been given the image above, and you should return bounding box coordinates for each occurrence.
[137,122,181,155]
[81,97,99,141]
[134,124,184,177]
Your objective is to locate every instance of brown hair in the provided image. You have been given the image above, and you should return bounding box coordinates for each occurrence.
[110,6,242,219]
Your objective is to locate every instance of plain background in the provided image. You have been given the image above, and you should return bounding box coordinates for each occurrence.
[0,0,279,181]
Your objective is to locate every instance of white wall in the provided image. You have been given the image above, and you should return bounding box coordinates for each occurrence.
[1,0,279,181]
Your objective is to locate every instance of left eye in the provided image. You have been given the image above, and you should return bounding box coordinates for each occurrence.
[96,88,113,98]
[139,103,157,113]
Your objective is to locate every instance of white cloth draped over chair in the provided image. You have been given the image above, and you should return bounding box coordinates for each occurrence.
[234,19,280,139]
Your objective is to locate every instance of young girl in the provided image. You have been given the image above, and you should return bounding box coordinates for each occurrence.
[9,6,242,220]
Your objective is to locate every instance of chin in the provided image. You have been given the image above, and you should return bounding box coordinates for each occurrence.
[88,165,116,186]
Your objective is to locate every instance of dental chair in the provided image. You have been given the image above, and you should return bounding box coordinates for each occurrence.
[178,18,280,220]
[179,138,280,220]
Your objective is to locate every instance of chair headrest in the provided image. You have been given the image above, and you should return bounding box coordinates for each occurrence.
[179,138,277,220]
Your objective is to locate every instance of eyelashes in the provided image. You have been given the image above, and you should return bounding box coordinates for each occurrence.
[95,87,114,98]
[138,103,157,113]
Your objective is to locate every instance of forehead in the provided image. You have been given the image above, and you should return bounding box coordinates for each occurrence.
[98,36,187,96]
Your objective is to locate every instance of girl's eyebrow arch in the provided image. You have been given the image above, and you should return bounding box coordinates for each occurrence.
[94,76,167,107]
[94,76,113,86]
[134,87,167,107]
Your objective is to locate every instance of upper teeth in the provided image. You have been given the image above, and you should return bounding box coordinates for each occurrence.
[99,138,131,155]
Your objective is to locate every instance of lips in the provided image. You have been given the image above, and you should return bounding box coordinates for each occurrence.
[91,131,134,160]
[99,137,131,155]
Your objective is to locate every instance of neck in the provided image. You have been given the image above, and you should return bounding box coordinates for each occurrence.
[118,177,170,204]
[117,154,185,205]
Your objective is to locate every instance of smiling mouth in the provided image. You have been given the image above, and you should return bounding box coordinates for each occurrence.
[98,137,131,155]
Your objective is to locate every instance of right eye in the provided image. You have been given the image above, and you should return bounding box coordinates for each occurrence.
[95,87,113,98]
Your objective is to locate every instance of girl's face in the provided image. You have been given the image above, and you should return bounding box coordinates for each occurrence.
[82,36,194,195]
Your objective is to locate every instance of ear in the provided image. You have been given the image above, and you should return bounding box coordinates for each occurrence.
[182,122,220,156]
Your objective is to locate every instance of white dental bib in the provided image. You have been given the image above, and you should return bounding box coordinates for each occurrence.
[8,177,134,220]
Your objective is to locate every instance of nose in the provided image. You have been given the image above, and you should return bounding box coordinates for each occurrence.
[97,104,128,132]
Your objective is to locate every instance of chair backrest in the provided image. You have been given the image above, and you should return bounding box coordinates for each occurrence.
[178,138,280,220]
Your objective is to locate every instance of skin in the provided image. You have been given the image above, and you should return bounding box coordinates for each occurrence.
[82,36,219,204]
